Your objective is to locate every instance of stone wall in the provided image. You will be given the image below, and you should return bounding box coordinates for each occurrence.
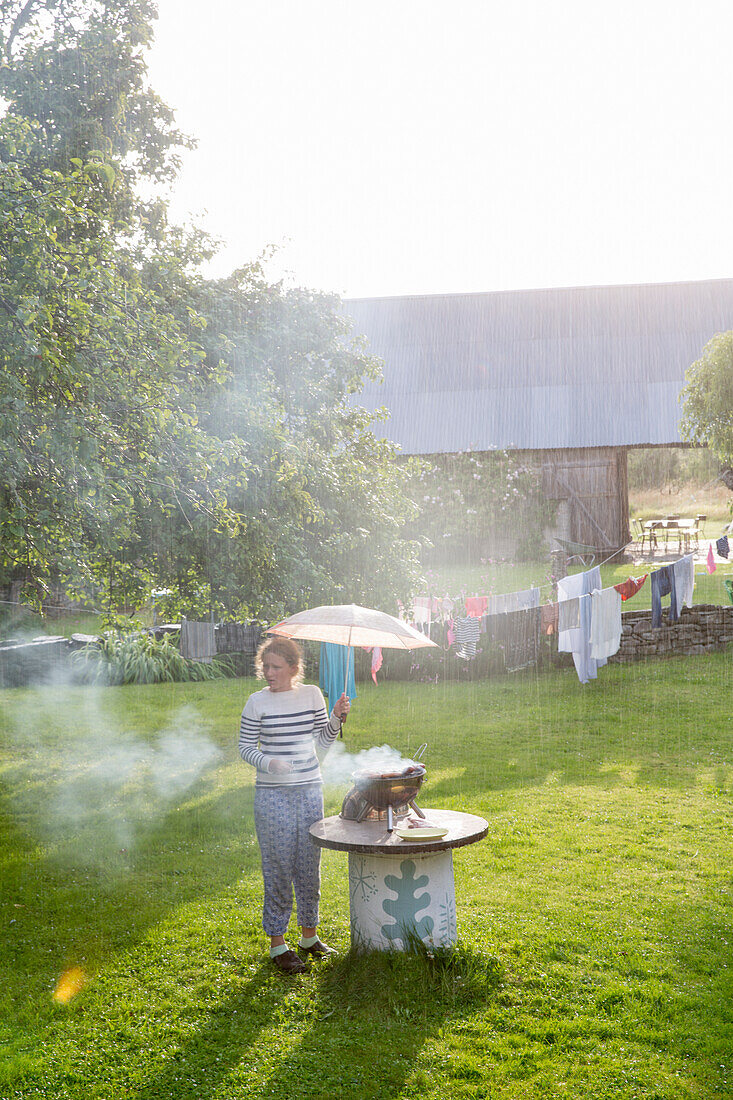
[610,603,733,663]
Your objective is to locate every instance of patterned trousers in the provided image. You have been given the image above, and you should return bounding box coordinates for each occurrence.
[254,783,324,936]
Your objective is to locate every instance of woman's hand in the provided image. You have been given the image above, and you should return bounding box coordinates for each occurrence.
[333,693,351,722]
[267,758,292,775]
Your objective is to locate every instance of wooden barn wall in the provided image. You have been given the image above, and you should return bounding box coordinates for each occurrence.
[536,447,630,550]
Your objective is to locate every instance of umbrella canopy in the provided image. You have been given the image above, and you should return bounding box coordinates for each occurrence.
[268,603,437,650]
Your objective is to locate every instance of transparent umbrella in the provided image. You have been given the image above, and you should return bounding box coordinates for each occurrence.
[268,603,438,694]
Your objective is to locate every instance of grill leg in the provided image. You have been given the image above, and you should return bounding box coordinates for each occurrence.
[409,799,426,819]
[387,805,394,832]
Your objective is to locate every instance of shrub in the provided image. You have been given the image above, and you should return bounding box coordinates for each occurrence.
[74,630,231,685]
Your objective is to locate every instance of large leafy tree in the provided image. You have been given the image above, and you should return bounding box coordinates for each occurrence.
[0,114,239,606]
[150,261,422,618]
[680,332,733,467]
[1,0,422,616]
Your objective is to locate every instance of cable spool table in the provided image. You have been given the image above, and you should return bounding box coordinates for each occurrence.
[309,808,488,951]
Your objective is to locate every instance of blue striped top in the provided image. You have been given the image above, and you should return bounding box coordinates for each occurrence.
[238,684,341,787]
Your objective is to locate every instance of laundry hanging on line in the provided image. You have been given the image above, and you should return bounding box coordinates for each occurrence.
[589,587,623,661]
[557,566,606,684]
[453,616,480,659]
[613,575,648,601]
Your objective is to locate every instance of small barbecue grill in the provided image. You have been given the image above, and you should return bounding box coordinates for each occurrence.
[340,759,427,833]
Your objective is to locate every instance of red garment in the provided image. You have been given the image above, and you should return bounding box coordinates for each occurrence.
[465,596,488,619]
[613,574,648,601]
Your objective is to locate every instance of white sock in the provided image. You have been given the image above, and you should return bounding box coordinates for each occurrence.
[270,943,289,958]
[299,934,319,948]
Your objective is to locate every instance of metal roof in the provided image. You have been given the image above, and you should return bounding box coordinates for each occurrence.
[344,278,733,453]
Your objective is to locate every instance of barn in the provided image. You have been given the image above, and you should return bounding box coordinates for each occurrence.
[345,277,733,556]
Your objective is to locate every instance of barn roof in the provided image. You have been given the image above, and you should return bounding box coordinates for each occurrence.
[344,278,733,454]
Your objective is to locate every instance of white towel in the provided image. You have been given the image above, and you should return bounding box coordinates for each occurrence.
[557,596,580,632]
[557,572,585,654]
[673,554,695,610]
[589,588,622,660]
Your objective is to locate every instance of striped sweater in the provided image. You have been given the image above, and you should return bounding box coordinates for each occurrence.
[238,684,341,787]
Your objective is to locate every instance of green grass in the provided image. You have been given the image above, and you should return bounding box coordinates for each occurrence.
[1,664,732,1098]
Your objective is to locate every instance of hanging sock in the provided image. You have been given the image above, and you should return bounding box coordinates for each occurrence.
[716,535,730,559]
[707,543,717,574]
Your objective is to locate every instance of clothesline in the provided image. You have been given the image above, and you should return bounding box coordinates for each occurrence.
[0,599,102,614]
[412,540,640,621]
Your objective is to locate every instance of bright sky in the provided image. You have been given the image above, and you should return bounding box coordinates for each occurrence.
[147,0,733,299]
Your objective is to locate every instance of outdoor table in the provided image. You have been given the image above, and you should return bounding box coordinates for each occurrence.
[310,808,488,951]
[659,519,698,553]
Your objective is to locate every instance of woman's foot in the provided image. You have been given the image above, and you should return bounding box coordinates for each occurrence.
[298,938,337,958]
[271,949,308,974]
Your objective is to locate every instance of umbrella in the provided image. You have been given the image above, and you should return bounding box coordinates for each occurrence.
[268,603,437,695]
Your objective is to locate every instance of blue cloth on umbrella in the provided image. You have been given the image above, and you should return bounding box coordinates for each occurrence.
[319,642,357,710]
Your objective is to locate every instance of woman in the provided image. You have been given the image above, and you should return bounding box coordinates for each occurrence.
[238,636,350,974]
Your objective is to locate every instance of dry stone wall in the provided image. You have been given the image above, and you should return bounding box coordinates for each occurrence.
[610,603,733,663]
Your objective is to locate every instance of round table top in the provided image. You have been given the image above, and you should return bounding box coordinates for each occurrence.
[309,807,488,855]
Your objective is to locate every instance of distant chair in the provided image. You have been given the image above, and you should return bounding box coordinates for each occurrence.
[633,518,649,554]
[696,514,707,536]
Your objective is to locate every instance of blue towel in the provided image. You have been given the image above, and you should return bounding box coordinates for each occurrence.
[319,642,357,710]
[716,535,729,560]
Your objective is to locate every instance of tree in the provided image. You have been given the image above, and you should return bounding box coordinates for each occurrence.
[680,332,733,465]
[0,115,240,607]
[0,0,424,617]
[149,260,423,618]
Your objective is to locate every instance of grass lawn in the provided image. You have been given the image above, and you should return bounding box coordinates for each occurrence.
[1,660,731,1099]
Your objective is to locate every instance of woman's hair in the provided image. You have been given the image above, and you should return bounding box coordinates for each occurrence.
[254,636,305,684]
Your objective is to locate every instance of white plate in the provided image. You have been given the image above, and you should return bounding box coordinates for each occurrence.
[394,826,449,842]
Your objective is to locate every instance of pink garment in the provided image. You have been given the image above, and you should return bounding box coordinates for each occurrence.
[707,543,717,574]
[362,645,383,684]
[465,596,488,619]
[446,619,456,647]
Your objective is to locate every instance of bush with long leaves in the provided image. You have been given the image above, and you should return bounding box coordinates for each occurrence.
[75,631,230,686]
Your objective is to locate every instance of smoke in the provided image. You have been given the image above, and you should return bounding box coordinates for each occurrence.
[320,741,420,787]
[4,675,222,865]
